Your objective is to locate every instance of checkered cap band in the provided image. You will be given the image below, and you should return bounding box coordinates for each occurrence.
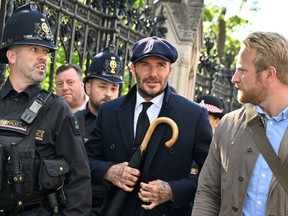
[203,104,223,114]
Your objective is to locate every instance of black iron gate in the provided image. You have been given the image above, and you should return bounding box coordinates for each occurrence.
[0,0,239,112]
[0,0,168,92]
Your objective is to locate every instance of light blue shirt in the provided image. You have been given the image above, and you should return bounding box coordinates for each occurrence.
[243,105,288,216]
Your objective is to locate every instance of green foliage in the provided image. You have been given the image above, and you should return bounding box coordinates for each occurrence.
[122,66,133,96]
[203,0,259,68]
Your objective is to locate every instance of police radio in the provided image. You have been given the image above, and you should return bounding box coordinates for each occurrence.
[21,91,53,124]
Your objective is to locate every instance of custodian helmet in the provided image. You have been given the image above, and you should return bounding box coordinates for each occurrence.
[84,47,124,84]
[0,2,57,63]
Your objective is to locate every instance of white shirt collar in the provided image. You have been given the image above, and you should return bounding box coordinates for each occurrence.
[135,91,164,110]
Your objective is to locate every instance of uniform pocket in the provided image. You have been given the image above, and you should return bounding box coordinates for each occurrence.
[39,159,69,190]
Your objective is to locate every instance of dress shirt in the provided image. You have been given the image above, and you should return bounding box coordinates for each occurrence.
[133,91,164,137]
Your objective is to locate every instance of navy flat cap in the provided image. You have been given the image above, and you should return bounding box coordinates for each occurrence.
[129,36,178,63]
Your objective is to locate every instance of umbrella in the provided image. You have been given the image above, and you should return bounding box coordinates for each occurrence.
[102,117,179,216]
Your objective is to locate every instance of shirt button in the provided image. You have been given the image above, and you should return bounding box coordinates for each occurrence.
[238,176,244,181]
[232,206,238,211]
[14,97,18,102]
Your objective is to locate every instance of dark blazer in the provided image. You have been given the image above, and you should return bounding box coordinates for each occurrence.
[86,84,212,216]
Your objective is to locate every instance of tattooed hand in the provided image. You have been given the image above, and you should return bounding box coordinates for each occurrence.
[138,180,173,210]
[104,162,141,192]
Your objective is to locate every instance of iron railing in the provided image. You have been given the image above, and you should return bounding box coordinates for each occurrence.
[0,0,240,112]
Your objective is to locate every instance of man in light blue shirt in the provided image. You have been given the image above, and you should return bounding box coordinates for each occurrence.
[192,31,288,216]
[243,106,288,215]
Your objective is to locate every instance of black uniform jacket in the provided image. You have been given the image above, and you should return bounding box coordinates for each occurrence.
[0,79,92,215]
[86,84,212,216]
[75,104,96,143]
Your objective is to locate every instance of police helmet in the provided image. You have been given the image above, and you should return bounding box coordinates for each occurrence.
[85,46,124,84]
[0,2,57,63]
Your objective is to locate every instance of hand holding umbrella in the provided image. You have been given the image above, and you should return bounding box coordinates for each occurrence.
[102,117,179,216]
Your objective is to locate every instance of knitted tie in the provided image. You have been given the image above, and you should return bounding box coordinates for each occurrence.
[135,102,153,146]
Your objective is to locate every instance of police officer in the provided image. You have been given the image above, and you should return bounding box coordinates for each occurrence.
[74,46,124,216]
[197,95,226,133]
[0,3,91,215]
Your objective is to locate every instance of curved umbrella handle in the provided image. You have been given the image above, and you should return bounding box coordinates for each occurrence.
[140,117,179,152]
[102,117,179,216]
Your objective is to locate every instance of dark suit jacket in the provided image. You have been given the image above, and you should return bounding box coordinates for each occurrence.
[86,84,212,216]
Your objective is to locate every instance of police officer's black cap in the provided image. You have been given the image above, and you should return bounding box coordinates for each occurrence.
[129,36,178,63]
[0,2,57,63]
[197,95,225,119]
[84,47,124,84]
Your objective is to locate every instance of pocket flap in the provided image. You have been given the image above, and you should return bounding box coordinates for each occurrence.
[43,159,69,177]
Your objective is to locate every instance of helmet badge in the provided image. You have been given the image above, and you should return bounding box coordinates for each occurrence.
[108,56,117,74]
[33,18,53,41]
[41,18,49,33]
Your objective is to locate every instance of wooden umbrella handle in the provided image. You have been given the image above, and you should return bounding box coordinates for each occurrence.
[140,117,179,152]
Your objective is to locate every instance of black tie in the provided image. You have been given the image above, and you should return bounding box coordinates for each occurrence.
[135,102,153,146]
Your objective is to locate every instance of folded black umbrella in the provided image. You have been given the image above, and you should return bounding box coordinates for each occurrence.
[102,117,179,216]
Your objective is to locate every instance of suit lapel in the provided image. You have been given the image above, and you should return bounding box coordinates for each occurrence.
[117,104,136,157]
[116,86,138,158]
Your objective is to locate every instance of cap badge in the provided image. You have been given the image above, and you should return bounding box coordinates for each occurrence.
[108,56,117,74]
[143,40,154,54]
[41,18,49,33]
[199,99,205,107]
[34,18,53,41]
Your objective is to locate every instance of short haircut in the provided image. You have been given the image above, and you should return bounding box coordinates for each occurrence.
[56,63,83,79]
[242,31,288,85]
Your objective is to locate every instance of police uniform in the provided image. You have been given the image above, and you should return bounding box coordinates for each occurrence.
[0,3,91,215]
[74,47,124,216]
